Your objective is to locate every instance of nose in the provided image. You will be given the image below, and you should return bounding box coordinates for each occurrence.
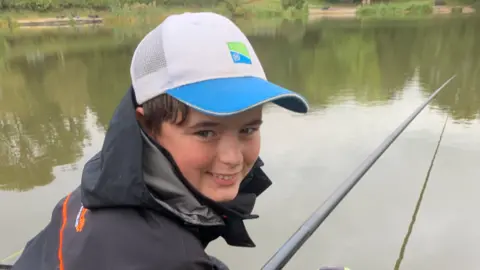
[217,135,243,168]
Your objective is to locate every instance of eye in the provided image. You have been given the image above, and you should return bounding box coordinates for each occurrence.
[240,127,258,135]
[194,130,216,139]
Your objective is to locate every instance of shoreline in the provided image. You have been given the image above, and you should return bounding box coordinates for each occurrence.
[309,7,357,20]
[15,17,103,27]
[308,5,476,20]
[1,4,476,29]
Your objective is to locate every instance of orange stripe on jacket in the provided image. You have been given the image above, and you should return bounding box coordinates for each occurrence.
[75,207,88,232]
[58,193,71,270]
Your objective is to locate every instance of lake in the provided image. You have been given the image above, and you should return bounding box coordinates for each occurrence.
[1,15,479,270]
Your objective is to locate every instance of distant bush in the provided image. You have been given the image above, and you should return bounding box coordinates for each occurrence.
[451,6,463,12]
[444,0,476,5]
[405,1,433,14]
[281,0,306,10]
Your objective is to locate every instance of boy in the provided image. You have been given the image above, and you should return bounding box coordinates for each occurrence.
[12,12,308,270]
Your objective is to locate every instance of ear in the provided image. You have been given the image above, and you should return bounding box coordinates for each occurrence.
[136,107,156,138]
[135,107,144,118]
[135,107,147,127]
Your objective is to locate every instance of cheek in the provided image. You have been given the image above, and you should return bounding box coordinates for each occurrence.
[243,134,261,166]
[160,135,214,179]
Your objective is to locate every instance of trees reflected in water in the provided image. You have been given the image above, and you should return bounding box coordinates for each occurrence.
[1,17,479,191]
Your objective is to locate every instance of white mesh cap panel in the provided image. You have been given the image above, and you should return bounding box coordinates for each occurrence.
[130,12,267,105]
[130,24,170,105]
[131,26,167,81]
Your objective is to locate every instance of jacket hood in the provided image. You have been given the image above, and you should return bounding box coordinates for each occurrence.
[80,86,272,247]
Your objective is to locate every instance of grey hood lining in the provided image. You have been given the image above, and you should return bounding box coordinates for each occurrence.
[141,130,224,226]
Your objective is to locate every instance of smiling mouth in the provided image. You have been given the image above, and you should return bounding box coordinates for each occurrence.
[207,172,240,186]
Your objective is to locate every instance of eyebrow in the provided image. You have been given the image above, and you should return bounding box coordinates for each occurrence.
[188,119,263,129]
[245,119,263,126]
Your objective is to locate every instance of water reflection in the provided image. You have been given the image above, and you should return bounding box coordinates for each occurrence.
[0,16,479,192]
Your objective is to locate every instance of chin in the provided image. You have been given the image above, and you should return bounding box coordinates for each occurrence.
[207,188,239,202]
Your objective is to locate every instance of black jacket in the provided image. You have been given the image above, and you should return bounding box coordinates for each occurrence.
[12,87,272,270]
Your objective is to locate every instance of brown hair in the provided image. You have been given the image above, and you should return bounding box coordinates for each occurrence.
[141,94,190,135]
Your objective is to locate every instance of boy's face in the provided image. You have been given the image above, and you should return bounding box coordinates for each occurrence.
[150,106,263,202]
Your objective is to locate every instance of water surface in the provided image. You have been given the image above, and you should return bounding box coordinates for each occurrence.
[1,16,479,269]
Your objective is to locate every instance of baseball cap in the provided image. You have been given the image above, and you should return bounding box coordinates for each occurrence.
[130,12,309,116]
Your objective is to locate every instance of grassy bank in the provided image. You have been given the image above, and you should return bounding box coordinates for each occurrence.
[356,1,434,17]
[356,1,476,18]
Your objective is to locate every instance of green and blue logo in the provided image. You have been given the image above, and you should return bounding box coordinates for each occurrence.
[227,42,252,64]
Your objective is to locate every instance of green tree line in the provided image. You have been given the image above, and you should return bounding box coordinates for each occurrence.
[0,0,306,20]
[0,0,220,11]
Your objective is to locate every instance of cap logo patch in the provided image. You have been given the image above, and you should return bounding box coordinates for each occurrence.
[227,42,251,64]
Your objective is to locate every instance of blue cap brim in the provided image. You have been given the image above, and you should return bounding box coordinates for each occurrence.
[165,77,309,116]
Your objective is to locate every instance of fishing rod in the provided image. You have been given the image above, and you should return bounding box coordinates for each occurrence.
[394,86,458,270]
[261,75,457,270]
[394,114,449,270]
